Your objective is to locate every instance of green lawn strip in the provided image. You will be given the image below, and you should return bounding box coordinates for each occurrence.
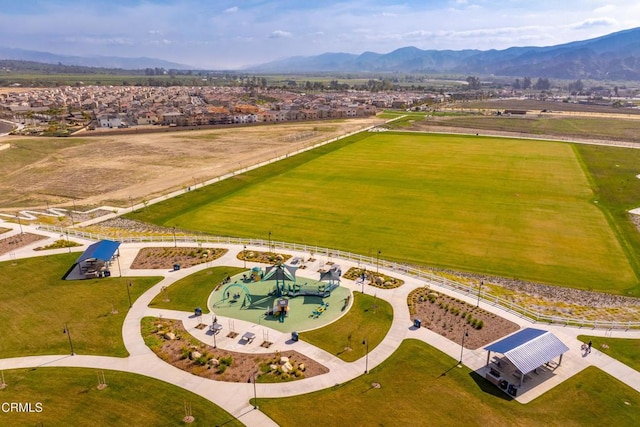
[257,339,640,427]
[578,335,640,372]
[299,292,393,362]
[142,131,633,292]
[0,368,241,427]
[149,266,245,313]
[573,144,640,296]
[0,253,161,358]
[126,131,371,226]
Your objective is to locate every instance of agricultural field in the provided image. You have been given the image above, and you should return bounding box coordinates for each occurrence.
[0,116,383,210]
[132,131,639,294]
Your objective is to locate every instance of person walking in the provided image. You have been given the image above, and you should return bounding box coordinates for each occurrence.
[587,340,593,354]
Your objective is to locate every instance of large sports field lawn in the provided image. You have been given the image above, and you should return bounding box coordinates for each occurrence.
[136,132,636,293]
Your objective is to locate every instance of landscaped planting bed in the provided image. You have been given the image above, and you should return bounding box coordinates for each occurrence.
[408,287,519,349]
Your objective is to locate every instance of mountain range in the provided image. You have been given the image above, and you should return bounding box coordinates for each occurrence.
[0,47,192,70]
[249,27,640,80]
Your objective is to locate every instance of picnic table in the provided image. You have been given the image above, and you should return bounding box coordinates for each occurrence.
[210,323,223,333]
[241,332,256,343]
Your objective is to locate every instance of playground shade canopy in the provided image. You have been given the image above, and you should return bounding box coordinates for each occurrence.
[484,328,569,375]
[77,240,121,263]
[263,264,298,282]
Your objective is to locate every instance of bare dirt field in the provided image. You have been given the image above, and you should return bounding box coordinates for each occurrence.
[0,117,384,211]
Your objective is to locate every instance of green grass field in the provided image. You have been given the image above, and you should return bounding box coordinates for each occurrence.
[133,131,636,293]
[299,292,393,362]
[149,266,245,313]
[257,340,640,427]
[578,335,640,372]
[0,254,161,357]
[0,368,241,427]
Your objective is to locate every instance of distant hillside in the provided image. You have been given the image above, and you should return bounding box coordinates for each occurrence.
[0,47,193,70]
[248,27,640,80]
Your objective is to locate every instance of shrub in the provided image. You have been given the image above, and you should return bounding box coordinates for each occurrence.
[180,347,190,360]
[217,364,227,374]
[476,320,484,330]
[219,356,233,367]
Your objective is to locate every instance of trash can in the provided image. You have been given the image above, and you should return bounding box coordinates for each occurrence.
[195,307,202,317]
[173,263,180,271]
[103,270,111,278]
[413,319,421,328]
[291,331,299,342]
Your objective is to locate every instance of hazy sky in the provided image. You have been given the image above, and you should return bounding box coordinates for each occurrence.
[0,0,638,69]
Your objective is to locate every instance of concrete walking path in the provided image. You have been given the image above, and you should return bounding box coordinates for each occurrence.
[1,221,640,425]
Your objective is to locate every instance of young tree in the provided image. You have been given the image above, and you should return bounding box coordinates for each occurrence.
[522,76,532,90]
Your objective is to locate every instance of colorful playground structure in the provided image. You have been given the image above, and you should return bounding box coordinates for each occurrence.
[213,262,342,325]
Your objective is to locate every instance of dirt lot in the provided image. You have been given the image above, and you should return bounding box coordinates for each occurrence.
[409,288,519,350]
[0,117,384,211]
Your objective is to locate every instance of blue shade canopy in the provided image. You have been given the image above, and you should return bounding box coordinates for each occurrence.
[485,328,569,375]
[76,240,120,263]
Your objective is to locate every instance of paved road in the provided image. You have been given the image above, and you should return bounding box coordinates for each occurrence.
[1,221,639,425]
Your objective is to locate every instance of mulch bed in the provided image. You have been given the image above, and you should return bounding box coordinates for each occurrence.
[130,247,228,269]
[409,288,519,350]
[144,318,329,383]
[0,232,48,256]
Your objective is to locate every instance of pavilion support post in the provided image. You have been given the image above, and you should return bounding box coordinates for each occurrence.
[558,354,563,366]
[486,351,491,366]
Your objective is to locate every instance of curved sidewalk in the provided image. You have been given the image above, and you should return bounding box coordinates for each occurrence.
[1,223,640,425]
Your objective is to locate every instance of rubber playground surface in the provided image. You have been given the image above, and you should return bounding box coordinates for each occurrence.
[208,271,351,333]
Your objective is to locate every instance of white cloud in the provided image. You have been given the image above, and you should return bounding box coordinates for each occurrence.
[225,6,239,13]
[269,30,292,39]
[573,18,617,30]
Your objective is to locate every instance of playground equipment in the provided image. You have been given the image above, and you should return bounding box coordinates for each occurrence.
[220,282,252,307]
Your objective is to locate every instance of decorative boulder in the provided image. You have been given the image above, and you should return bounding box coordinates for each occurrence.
[280,356,289,364]
[164,332,176,340]
[299,363,306,371]
[282,362,293,373]
[270,364,278,371]
[191,351,202,360]
[375,277,384,285]
[210,359,219,367]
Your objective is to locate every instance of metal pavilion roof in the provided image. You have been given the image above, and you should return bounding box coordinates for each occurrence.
[76,240,121,263]
[484,328,570,375]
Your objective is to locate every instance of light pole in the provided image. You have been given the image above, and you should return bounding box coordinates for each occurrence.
[172,226,177,248]
[129,196,134,213]
[376,250,381,273]
[250,372,258,409]
[66,230,71,253]
[476,280,483,307]
[63,323,75,355]
[16,213,23,235]
[126,281,132,308]
[362,339,369,374]
[361,269,366,294]
[268,231,272,254]
[459,329,469,365]
[243,245,247,268]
